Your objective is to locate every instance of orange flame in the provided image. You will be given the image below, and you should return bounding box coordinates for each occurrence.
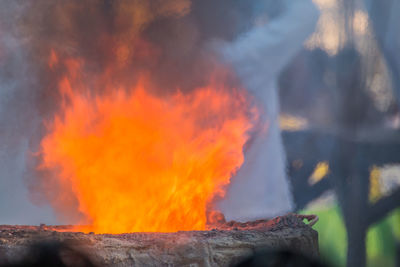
[39,56,256,233]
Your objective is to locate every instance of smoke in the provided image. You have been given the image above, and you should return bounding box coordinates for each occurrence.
[0,2,56,224]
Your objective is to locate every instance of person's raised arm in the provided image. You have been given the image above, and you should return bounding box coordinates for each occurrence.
[220,0,319,92]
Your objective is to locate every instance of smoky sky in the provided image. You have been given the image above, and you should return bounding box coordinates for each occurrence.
[0,0,268,224]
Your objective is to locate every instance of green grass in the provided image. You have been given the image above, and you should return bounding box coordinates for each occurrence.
[300,205,400,267]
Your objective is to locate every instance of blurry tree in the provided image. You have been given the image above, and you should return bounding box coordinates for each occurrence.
[366,0,400,109]
[280,0,400,266]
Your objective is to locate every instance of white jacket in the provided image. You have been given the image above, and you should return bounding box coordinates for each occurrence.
[217,0,319,221]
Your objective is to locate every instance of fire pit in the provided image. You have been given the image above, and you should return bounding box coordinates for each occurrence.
[0,214,318,266]
[0,2,321,266]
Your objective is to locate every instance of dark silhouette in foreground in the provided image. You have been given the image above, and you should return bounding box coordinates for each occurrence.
[1,241,97,267]
[1,241,326,267]
[234,249,327,267]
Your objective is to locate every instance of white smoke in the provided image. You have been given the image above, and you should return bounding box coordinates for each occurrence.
[217,0,320,221]
[0,2,57,224]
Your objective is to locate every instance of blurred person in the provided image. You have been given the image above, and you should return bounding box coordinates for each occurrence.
[217,0,319,221]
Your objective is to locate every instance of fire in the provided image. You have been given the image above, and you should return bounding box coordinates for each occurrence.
[39,55,256,233]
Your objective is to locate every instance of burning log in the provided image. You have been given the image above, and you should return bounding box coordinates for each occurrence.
[0,214,318,267]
